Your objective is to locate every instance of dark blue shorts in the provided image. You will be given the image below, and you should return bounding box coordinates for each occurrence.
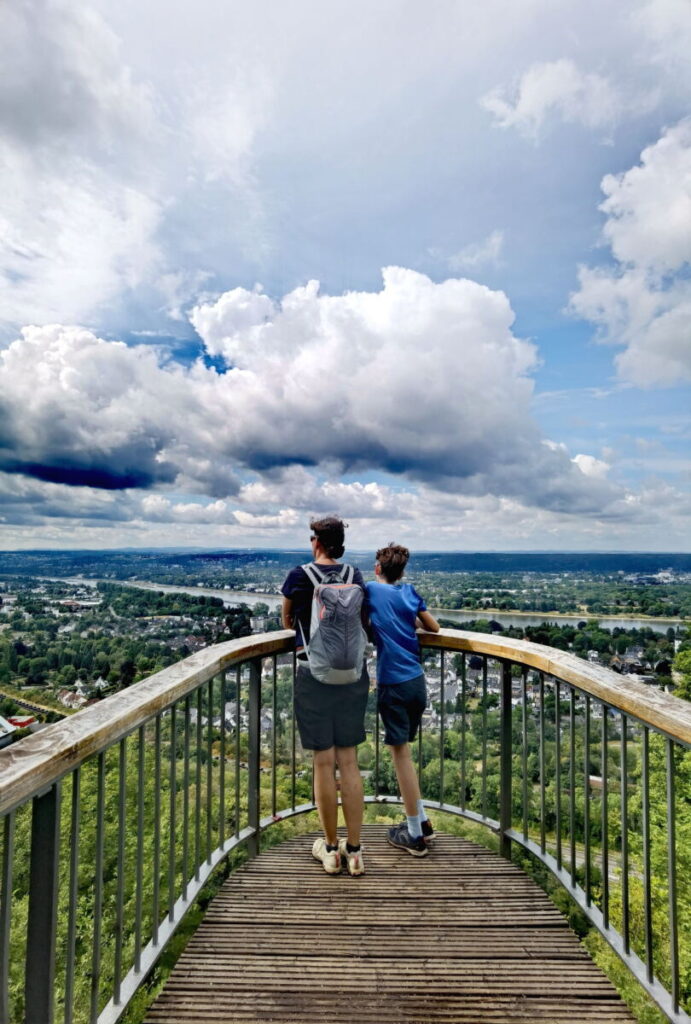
[294,663,369,752]
[377,673,427,746]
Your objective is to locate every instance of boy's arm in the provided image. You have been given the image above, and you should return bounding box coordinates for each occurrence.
[417,609,440,633]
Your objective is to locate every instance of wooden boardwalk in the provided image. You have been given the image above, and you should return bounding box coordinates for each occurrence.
[146,825,634,1024]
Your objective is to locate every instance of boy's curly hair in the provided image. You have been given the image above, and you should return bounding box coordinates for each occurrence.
[376,543,409,582]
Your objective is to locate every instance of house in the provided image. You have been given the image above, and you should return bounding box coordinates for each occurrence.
[7,714,36,728]
[56,689,89,710]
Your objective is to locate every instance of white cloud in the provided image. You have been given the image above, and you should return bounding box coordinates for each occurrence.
[572,454,610,479]
[0,1,164,328]
[635,0,691,74]
[481,58,634,139]
[570,118,691,386]
[0,269,626,522]
[444,231,505,272]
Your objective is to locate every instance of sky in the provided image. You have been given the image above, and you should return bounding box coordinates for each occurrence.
[0,0,690,552]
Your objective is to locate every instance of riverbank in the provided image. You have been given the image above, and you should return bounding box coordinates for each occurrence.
[34,576,689,633]
[429,605,688,625]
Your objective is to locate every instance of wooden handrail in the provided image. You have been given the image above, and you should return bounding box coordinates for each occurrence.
[420,628,691,747]
[2,626,689,816]
[0,630,294,817]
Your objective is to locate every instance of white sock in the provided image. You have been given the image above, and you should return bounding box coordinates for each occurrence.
[407,814,422,838]
[417,800,428,823]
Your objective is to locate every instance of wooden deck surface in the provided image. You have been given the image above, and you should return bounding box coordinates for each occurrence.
[145,824,635,1024]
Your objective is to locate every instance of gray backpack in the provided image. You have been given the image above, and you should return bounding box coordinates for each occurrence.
[298,563,367,684]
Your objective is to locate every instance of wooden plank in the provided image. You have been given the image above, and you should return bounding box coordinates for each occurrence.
[145,827,635,1024]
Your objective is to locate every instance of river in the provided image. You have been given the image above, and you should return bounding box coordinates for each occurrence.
[49,577,688,635]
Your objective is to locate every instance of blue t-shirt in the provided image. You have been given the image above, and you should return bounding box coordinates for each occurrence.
[365,581,427,685]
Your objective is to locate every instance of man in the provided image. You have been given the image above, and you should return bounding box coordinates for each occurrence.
[281,516,369,875]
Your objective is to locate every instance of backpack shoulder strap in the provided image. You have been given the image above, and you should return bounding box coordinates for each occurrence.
[301,562,323,587]
[341,564,355,584]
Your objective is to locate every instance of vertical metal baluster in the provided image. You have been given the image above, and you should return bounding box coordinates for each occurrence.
[666,739,679,1014]
[417,708,423,788]
[0,811,14,1024]
[539,673,545,855]
[498,661,512,860]
[601,704,609,928]
[113,738,127,1003]
[439,650,445,804]
[195,688,202,880]
[218,674,226,847]
[641,726,653,982]
[271,655,278,816]
[460,653,467,811]
[620,714,630,954]
[291,651,297,810]
[168,704,177,922]
[247,659,262,858]
[152,716,161,945]
[569,688,576,886]
[64,772,79,1024]
[584,695,591,906]
[374,697,380,800]
[521,668,528,840]
[481,657,488,820]
[235,667,242,837]
[182,697,191,898]
[26,783,62,1024]
[134,726,145,973]
[206,679,213,862]
[555,681,562,870]
[90,754,105,1024]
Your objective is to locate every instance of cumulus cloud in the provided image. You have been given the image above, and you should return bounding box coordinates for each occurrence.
[570,119,691,386]
[191,267,624,513]
[0,268,627,523]
[481,59,629,138]
[0,325,192,488]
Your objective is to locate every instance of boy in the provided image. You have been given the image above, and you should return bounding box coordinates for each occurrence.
[366,543,440,857]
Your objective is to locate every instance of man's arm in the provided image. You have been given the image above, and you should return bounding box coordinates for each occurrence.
[417,609,440,633]
[282,596,294,630]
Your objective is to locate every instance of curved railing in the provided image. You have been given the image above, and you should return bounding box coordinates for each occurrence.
[0,628,689,1024]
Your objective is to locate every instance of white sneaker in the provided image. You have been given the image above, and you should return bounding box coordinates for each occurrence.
[312,837,342,874]
[338,838,365,876]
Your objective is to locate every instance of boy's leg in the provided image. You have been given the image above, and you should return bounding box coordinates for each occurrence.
[313,746,338,845]
[390,742,422,816]
[335,745,363,848]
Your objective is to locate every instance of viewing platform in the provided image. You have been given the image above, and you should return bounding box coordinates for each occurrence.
[0,628,689,1024]
[146,826,634,1024]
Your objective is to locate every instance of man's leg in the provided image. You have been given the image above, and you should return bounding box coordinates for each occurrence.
[313,746,338,845]
[390,742,421,816]
[335,745,363,847]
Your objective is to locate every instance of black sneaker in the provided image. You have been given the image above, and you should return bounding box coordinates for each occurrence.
[421,819,434,845]
[387,822,428,857]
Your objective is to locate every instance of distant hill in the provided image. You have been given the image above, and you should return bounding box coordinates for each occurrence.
[0,548,690,577]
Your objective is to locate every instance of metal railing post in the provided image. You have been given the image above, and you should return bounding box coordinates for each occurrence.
[25,783,61,1024]
[499,661,513,860]
[247,658,262,858]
